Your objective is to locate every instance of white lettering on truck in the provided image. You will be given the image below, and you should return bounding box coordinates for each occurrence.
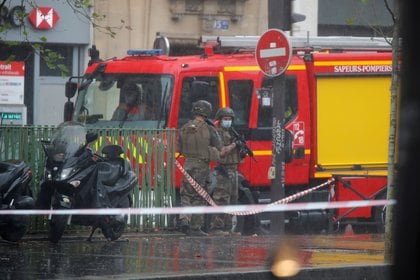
[334,65,392,73]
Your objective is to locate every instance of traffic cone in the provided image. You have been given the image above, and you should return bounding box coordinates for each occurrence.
[344,224,354,235]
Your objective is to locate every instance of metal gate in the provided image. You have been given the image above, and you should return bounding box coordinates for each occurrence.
[0,125,177,232]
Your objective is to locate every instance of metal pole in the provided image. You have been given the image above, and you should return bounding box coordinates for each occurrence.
[268,0,290,234]
[270,76,286,234]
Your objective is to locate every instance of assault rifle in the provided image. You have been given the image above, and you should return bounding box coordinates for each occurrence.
[229,127,257,162]
[205,118,256,162]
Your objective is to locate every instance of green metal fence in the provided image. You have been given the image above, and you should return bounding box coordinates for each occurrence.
[0,125,177,232]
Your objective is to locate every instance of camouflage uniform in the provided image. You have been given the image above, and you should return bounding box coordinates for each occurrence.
[210,108,242,233]
[178,101,222,232]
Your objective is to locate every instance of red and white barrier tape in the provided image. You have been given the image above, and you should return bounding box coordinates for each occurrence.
[0,161,394,216]
[174,159,217,206]
[233,180,334,216]
[175,159,334,215]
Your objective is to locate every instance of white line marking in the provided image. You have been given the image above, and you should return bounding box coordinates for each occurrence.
[260,47,286,58]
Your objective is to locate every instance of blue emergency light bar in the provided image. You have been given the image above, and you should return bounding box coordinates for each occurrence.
[127,49,164,56]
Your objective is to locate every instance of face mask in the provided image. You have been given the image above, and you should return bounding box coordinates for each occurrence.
[220,119,232,129]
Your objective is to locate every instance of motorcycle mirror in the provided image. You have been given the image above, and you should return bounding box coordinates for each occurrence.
[86,132,98,143]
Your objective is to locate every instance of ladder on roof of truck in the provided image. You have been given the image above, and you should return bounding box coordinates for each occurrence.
[199,35,393,52]
[153,33,394,56]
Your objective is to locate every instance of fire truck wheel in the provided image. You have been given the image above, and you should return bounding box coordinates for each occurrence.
[235,182,264,235]
[326,210,338,234]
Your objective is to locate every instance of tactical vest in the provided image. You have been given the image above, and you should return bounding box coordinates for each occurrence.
[179,119,211,161]
[217,128,241,165]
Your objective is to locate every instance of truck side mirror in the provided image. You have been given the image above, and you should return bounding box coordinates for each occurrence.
[65,81,78,98]
[64,101,74,122]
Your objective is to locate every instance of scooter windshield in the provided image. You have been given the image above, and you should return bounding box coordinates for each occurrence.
[48,122,88,162]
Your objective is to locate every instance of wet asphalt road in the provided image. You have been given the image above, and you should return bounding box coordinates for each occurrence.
[0,231,388,280]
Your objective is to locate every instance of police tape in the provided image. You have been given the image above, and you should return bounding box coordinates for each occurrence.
[175,159,334,215]
[0,199,395,216]
[0,161,393,217]
[175,159,217,206]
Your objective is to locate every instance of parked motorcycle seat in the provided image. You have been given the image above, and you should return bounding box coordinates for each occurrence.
[101,145,124,160]
[0,160,24,188]
[97,160,124,186]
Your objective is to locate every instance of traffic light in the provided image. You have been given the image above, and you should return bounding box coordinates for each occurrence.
[291,12,306,25]
[268,0,306,31]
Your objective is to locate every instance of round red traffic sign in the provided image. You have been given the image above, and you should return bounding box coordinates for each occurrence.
[255,29,292,77]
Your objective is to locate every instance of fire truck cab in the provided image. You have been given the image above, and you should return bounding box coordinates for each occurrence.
[65,35,392,234]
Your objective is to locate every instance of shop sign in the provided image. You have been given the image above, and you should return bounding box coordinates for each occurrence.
[0,112,22,120]
[0,61,25,105]
[28,7,60,29]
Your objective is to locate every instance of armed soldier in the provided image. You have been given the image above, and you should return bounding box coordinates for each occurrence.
[177,100,237,236]
[209,107,246,236]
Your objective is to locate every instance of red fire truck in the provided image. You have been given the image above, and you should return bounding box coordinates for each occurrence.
[64,35,392,234]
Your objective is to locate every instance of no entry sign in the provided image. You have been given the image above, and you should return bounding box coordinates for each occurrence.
[255,29,292,77]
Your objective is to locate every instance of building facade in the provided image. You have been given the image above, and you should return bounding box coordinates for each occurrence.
[0,0,91,125]
[92,0,393,60]
[92,0,319,59]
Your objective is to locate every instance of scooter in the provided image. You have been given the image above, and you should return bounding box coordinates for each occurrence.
[0,159,34,242]
[37,121,137,243]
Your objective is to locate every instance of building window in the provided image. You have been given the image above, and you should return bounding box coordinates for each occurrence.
[39,45,73,76]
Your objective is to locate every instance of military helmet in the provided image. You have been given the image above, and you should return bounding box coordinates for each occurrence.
[191,100,212,117]
[215,107,235,120]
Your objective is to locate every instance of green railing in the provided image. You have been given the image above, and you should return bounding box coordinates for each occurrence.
[0,125,177,232]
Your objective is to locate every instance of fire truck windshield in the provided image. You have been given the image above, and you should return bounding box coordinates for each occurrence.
[72,74,173,128]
